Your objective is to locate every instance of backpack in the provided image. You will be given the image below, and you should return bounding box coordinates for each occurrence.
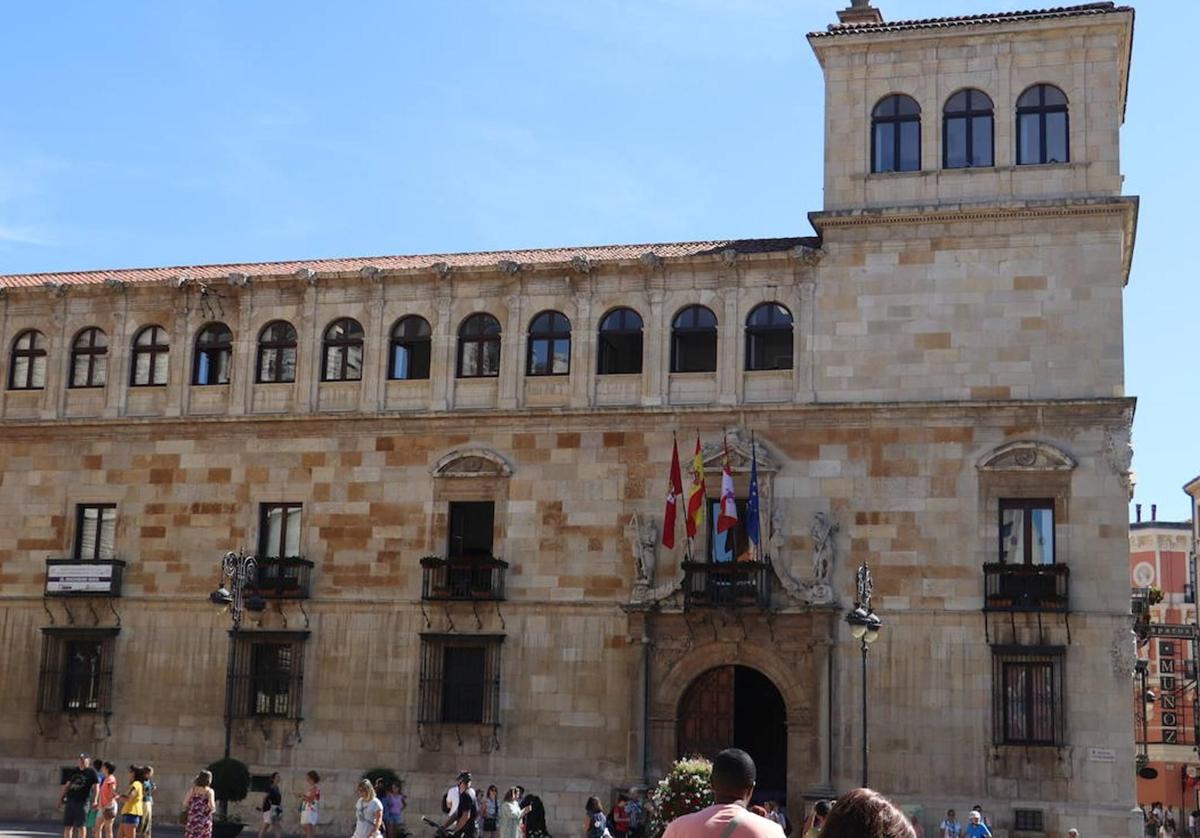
[588,813,609,838]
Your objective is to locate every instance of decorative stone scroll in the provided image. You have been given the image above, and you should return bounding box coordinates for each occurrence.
[430,448,513,478]
[770,506,837,606]
[976,440,1077,473]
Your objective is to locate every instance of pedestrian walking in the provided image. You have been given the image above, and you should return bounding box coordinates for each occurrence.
[139,767,155,838]
[353,780,384,838]
[446,773,477,821]
[802,801,829,838]
[611,794,631,838]
[938,810,961,838]
[585,798,610,838]
[661,748,784,838]
[481,786,499,838]
[382,780,404,838]
[818,789,915,838]
[257,773,284,838]
[963,811,989,838]
[499,788,529,838]
[115,765,146,838]
[625,790,644,838]
[61,753,101,838]
[99,763,119,838]
[298,771,321,838]
[88,760,107,838]
[183,772,216,838]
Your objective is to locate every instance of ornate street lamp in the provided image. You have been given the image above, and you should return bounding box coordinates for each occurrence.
[845,559,883,789]
[209,550,264,815]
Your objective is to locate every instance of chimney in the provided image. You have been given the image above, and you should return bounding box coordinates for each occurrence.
[1136,503,1142,523]
[1152,504,1158,522]
[837,0,883,25]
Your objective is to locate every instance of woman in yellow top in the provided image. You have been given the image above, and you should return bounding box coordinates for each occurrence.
[116,766,146,838]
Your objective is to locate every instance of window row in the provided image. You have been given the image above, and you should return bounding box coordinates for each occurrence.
[871,84,1069,173]
[5,301,797,392]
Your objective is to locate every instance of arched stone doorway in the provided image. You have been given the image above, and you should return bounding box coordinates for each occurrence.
[676,665,788,803]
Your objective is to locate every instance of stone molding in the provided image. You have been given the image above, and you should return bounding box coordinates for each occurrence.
[976,440,1078,473]
[811,196,1137,230]
[430,447,513,478]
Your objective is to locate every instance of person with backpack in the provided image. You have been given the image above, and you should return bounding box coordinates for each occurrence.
[585,798,610,838]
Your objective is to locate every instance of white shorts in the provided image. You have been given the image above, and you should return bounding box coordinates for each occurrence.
[262,809,283,826]
[301,810,319,827]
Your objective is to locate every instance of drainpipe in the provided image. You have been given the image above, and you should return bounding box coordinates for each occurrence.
[642,632,652,782]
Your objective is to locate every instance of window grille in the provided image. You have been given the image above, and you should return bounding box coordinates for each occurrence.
[418,633,503,726]
[1012,809,1044,831]
[38,628,118,715]
[229,632,308,721]
[992,645,1065,746]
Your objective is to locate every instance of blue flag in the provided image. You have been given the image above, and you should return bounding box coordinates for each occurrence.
[746,437,761,553]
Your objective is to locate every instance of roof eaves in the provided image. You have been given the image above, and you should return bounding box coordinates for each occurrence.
[808,2,1133,39]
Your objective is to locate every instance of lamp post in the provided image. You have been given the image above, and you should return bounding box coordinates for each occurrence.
[210,550,263,816]
[845,559,882,789]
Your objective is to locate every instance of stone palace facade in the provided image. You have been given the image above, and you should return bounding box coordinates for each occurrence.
[0,3,1140,836]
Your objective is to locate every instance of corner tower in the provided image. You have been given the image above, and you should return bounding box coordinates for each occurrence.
[808,1,1134,210]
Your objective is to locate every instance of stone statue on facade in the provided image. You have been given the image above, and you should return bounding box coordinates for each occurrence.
[767,503,837,606]
[626,513,658,587]
[810,511,838,582]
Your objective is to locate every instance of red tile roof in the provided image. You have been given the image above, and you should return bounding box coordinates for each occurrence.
[810,2,1132,38]
[0,236,817,290]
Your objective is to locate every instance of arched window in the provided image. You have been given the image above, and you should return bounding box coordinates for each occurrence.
[457,313,501,378]
[1017,84,1069,165]
[389,316,431,381]
[671,305,718,373]
[745,303,793,371]
[131,325,169,387]
[8,329,47,390]
[322,318,364,382]
[527,311,571,376]
[943,89,994,169]
[193,323,233,386]
[257,320,297,384]
[70,327,108,389]
[872,94,921,173]
[597,307,643,375]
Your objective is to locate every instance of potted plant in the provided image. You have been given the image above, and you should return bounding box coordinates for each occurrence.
[647,757,713,838]
[207,757,251,838]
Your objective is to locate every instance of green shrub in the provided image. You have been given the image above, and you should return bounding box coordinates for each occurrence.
[206,758,251,804]
[648,757,713,838]
[363,767,402,792]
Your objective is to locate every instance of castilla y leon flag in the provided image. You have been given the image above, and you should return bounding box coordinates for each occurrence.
[662,436,684,549]
[685,437,706,540]
[717,433,739,534]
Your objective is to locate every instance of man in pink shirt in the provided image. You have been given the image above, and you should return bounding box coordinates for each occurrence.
[662,750,785,838]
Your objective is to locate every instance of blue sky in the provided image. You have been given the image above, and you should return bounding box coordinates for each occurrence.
[0,1,1191,519]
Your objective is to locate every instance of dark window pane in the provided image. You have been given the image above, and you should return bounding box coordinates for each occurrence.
[449,501,494,558]
[899,120,920,170]
[551,339,570,374]
[1042,85,1067,107]
[972,115,994,166]
[442,646,486,723]
[1045,112,1068,163]
[747,328,793,371]
[894,95,919,116]
[673,333,717,373]
[945,117,967,168]
[946,91,968,112]
[63,641,103,712]
[874,123,895,172]
[598,332,642,375]
[529,340,551,376]
[391,340,431,380]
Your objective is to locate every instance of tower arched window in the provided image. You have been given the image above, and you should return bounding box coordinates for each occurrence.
[322,318,364,382]
[527,310,571,376]
[597,307,643,375]
[1017,84,1069,165]
[130,325,169,387]
[457,313,501,378]
[193,323,233,385]
[70,327,108,389]
[745,303,793,371]
[257,321,297,384]
[872,94,921,173]
[8,329,47,390]
[389,316,431,380]
[671,305,718,373]
[944,89,994,169]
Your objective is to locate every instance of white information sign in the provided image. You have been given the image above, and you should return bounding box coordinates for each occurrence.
[46,563,117,595]
[1087,747,1117,763]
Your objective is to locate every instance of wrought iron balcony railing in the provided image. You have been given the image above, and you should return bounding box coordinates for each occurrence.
[253,557,314,599]
[421,556,508,601]
[682,560,771,608]
[983,562,1069,613]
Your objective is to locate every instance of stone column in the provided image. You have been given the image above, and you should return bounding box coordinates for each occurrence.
[169,289,189,418]
[719,281,739,406]
[499,291,521,410]
[570,286,592,408]
[643,289,665,406]
[230,286,252,416]
[796,273,817,404]
[50,289,70,419]
[431,287,454,411]
[107,285,130,418]
[298,276,320,414]
[363,276,387,412]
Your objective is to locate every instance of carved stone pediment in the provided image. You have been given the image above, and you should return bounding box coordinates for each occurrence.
[977,441,1076,473]
[431,448,513,478]
[700,428,779,473]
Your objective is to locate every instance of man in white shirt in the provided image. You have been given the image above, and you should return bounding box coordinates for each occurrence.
[662,749,784,838]
[445,773,478,818]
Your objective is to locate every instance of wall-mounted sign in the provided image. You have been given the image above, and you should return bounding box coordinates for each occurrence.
[1087,747,1117,763]
[1147,623,1199,639]
[45,560,124,596]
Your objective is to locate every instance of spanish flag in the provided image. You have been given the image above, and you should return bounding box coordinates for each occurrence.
[685,437,706,540]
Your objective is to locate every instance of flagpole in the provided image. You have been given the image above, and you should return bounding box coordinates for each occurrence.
[752,430,763,564]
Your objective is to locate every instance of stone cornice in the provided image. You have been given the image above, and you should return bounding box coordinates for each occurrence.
[0,396,1136,436]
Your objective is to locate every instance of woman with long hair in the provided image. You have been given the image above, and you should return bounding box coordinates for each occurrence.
[584,798,609,838]
[820,789,916,838]
[297,771,321,838]
[353,779,384,838]
[499,788,529,838]
[115,766,146,838]
[182,772,215,838]
[482,786,499,838]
